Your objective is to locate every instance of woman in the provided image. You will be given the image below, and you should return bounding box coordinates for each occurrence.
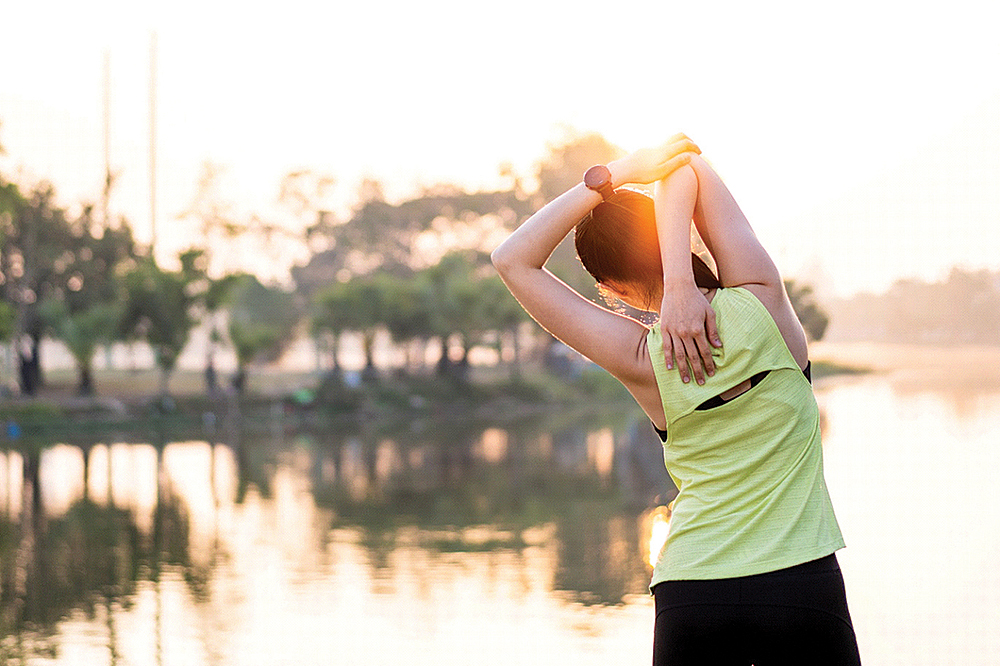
[491,135,861,665]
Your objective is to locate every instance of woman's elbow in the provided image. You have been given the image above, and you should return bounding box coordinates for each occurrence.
[660,164,697,189]
[491,243,514,276]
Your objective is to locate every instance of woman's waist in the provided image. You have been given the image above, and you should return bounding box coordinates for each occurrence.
[667,460,823,517]
[663,479,842,557]
[652,553,849,613]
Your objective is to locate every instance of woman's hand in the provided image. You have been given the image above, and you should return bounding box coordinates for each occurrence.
[610,134,702,186]
[652,158,722,386]
[659,282,722,385]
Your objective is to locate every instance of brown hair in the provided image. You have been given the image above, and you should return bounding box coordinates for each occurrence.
[574,188,720,308]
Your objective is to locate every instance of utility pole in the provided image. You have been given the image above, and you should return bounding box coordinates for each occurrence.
[103,50,112,228]
[103,50,115,372]
[149,31,158,259]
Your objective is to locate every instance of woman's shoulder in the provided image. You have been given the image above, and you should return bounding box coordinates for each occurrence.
[715,284,770,307]
[726,284,809,370]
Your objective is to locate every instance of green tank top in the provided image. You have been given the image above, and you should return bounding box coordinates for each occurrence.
[647,287,844,585]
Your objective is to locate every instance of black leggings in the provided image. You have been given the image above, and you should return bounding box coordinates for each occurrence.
[652,554,861,666]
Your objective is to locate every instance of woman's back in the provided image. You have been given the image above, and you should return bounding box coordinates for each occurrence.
[645,287,844,584]
[491,136,860,663]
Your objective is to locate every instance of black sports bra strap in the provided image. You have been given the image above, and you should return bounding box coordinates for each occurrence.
[652,361,812,441]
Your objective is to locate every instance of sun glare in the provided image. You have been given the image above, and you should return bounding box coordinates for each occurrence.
[641,504,673,568]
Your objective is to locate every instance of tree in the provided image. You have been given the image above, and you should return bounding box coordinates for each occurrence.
[536,129,625,201]
[825,268,1000,344]
[479,274,530,378]
[292,181,534,294]
[0,300,12,342]
[39,205,136,395]
[1,182,69,394]
[784,280,830,341]
[40,300,120,395]
[118,255,201,396]
[378,273,433,375]
[311,275,388,381]
[278,169,338,252]
[311,280,354,380]
[169,248,242,395]
[179,162,301,279]
[1,181,136,395]
[423,250,499,381]
[0,176,17,349]
[343,277,388,381]
[0,299,12,391]
[226,274,300,394]
[201,273,241,394]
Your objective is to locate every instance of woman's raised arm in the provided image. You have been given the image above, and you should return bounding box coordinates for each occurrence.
[491,136,698,383]
[654,165,723,386]
[687,154,782,290]
[686,154,809,368]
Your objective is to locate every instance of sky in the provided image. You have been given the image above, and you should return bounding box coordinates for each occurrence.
[2,0,998,297]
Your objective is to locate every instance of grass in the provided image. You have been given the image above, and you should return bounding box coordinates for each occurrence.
[809,359,871,381]
[1,349,881,439]
[0,362,635,445]
[25,367,316,400]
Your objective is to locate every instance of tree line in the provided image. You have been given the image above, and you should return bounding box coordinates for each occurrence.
[0,177,295,397]
[0,130,577,398]
[0,176,539,397]
[825,267,1000,344]
[1,128,831,399]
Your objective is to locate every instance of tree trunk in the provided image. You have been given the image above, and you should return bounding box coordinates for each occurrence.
[159,366,172,398]
[321,334,343,386]
[205,358,218,396]
[454,339,471,383]
[18,349,37,396]
[403,340,416,376]
[510,326,522,380]
[331,333,341,373]
[414,338,427,375]
[17,335,42,396]
[435,335,451,377]
[231,365,246,395]
[361,331,378,382]
[205,334,219,395]
[15,205,42,396]
[77,360,94,396]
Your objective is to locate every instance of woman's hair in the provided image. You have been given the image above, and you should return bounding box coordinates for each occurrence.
[575,188,720,308]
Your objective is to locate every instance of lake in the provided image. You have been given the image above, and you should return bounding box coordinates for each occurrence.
[2,354,998,665]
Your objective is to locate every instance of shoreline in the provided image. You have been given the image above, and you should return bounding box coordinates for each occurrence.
[810,341,1000,392]
[10,341,999,441]
[0,365,633,444]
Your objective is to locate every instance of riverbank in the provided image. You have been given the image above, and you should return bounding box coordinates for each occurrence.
[0,349,886,444]
[810,341,1000,392]
[0,364,642,444]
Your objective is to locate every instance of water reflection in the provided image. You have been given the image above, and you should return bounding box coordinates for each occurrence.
[2,374,998,665]
[311,416,672,607]
[0,443,200,663]
[819,377,1000,666]
[0,411,675,664]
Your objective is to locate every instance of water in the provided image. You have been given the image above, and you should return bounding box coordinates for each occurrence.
[1,370,999,665]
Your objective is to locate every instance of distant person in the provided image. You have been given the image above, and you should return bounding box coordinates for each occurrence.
[492,134,860,665]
